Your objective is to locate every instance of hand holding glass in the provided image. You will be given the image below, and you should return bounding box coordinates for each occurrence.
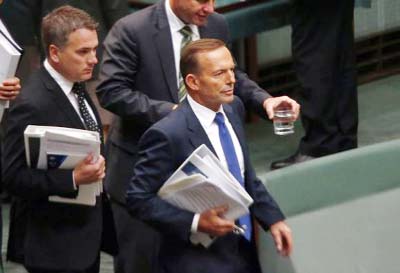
[273,108,294,135]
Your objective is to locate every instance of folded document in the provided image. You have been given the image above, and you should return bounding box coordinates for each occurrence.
[0,29,22,120]
[24,125,102,206]
[158,145,253,247]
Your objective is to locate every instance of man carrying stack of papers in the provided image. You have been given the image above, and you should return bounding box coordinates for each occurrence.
[24,125,102,206]
[158,145,253,247]
[0,26,22,120]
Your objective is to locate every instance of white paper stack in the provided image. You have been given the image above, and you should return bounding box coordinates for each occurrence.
[0,29,22,120]
[24,125,102,206]
[158,145,253,247]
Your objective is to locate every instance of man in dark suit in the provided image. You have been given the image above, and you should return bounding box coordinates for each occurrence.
[0,0,22,269]
[271,0,358,169]
[0,0,128,78]
[126,39,292,273]
[0,0,129,125]
[2,6,116,273]
[96,1,299,272]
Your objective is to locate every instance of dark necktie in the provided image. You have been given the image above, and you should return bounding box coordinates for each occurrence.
[178,25,193,102]
[71,82,100,134]
[214,112,252,241]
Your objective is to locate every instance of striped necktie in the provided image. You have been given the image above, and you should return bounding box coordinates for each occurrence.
[178,25,193,102]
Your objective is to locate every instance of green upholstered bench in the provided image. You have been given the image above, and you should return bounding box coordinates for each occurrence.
[257,139,400,273]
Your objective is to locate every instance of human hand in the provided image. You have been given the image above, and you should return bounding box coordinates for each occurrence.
[73,154,105,186]
[270,221,293,256]
[263,96,300,120]
[198,205,235,237]
[0,77,21,100]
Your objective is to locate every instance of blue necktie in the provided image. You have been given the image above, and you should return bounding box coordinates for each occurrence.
[214,112,252,241]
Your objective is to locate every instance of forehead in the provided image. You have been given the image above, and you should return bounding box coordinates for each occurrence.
[65,28,98,46]
[176,0,214,6]
[197,47,233,69]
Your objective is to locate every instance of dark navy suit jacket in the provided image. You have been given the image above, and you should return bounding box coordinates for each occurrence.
[126,98,284,273]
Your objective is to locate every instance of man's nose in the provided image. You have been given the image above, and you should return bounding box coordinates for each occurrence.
[202,1,215,14]
[227,69,236,84]
[88,50,98,64]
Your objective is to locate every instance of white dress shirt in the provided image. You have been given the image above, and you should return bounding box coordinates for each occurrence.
[165,0,200,86]
[187,95,245,233]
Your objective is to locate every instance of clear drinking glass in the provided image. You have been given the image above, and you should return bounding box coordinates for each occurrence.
[273,108,294,135]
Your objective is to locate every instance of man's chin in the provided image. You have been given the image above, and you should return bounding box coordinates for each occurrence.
[80,73,93,81]
[194,16,208,26]
[224,96,234,104]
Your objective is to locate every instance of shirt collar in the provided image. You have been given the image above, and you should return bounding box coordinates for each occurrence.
[187,95,225,129]
[165,0,200,39]
[44,59,74,95]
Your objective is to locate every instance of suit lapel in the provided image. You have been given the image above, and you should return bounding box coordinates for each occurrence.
[224,103,249,163]
[224,103,253,186]
[180,100,217,155]
[153,2,179,103]
[39,67,86,130]
[224,104,245,149]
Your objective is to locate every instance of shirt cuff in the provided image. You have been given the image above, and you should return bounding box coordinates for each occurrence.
[72,171,77,190]
[191,213,200,233]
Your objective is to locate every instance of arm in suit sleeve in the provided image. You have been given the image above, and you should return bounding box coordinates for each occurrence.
[96,20,175,126]
[248,173,286,230]
[126,126,194,243]
[2,96,78,200]
[234,69,271,118]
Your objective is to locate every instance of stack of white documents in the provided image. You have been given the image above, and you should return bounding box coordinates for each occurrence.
[24,125,102,206]
[158,144,253,247]
[0,29,22,120]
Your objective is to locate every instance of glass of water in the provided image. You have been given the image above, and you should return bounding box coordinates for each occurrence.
[273,108,294,135]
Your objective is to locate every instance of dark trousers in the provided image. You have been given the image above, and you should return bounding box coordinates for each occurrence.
[25,255,100,273]
[111,200,161,273]
[291,0,358,157]
[0,110,7,270]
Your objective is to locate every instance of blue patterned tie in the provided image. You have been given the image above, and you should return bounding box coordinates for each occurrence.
[214,112,252,241]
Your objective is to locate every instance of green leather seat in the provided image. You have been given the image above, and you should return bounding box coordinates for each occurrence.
[258,139,400,273]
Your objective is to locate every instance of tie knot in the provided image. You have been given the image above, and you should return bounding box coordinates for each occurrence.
[180,25,193,39]
[72,82,85,95]
[214,112,225,125]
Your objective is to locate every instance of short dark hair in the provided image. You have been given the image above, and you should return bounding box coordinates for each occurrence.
[41,5,98,56]
[180,38,226,79]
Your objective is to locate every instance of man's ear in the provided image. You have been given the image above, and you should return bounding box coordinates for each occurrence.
[48,44,60,63]
[185,74,199,91]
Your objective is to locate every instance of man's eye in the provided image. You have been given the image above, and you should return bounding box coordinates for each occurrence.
[77,49,89,54]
